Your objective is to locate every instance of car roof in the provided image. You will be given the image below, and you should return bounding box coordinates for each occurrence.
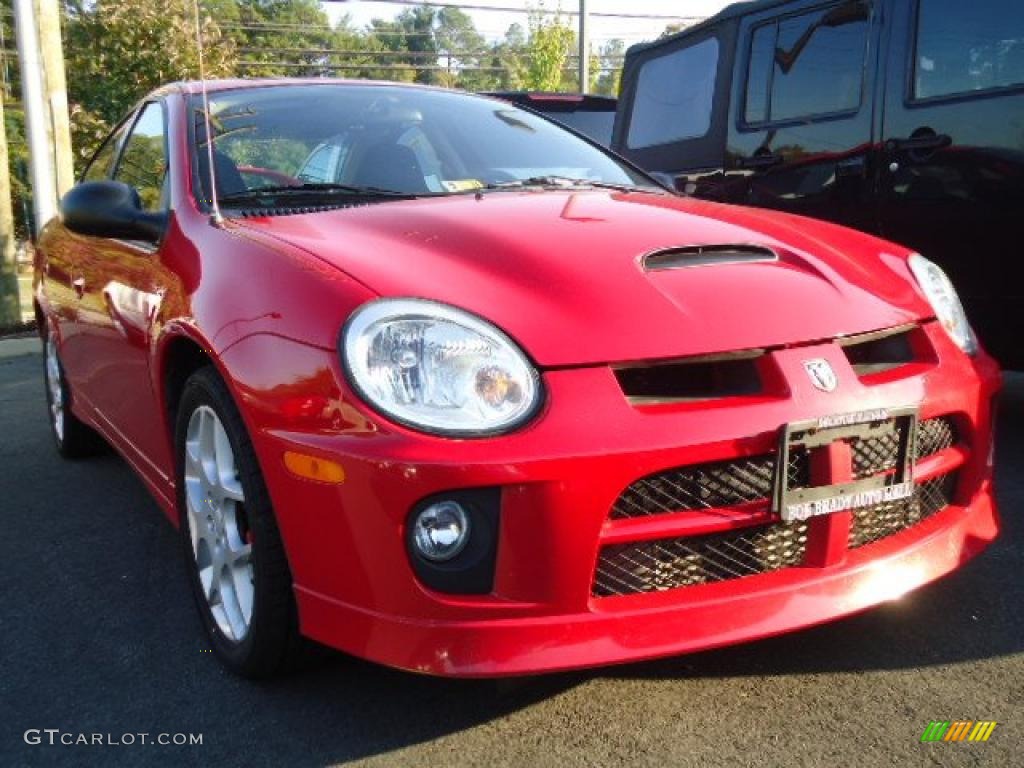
[626,0,801,57]
[152,78,461,99]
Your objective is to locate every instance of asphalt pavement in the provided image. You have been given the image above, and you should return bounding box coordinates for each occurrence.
[1,346,1021,767]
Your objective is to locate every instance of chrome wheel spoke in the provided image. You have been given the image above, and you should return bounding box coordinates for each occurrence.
[196,408,220,489]
[212,419,244,501]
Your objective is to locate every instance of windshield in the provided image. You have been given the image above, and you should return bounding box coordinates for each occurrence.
[193,84,656,206]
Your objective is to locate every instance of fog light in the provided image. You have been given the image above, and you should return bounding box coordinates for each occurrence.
[412,501,470,562]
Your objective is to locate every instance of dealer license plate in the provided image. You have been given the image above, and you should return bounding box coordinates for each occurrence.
[773,406,918,523]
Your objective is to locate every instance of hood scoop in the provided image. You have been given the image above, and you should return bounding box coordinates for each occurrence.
[643,244,777,271]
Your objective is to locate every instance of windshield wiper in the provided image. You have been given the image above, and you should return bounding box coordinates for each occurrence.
[217,182,416,204]
[482,176,665,195]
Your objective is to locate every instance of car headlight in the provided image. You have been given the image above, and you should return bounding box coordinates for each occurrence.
[907,253,977,356]
[341,298,542,436]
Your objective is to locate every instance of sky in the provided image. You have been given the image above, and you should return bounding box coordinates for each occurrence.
[323,1,736,45]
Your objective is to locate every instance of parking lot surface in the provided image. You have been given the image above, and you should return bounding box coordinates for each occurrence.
[1,348,1020,767]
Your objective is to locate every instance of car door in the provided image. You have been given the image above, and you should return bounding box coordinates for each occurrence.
[52,118,132,393]
[876,0,1024,365]
[726,0,880,231]
[73,101,173,475]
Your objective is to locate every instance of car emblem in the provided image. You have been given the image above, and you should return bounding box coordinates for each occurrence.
[803,358,838,392]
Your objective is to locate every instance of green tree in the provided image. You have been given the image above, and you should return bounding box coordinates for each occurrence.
[524,8,575,91]
[434,8,490,89]
[594,39,625,95]
[370,6,437,85]
[226,0,334,78]
[63,0,236,171]
[487,23,528,90]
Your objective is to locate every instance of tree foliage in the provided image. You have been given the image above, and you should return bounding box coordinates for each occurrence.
[524,9,576,92]
[63,0,236,168]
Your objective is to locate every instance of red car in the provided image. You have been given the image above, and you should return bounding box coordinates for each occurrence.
[35,80,1000,678]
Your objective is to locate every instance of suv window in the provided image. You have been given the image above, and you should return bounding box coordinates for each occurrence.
[744,1,870,124]
[914,0,1024,100]
[626,37,719,149]
[114,102,168,212]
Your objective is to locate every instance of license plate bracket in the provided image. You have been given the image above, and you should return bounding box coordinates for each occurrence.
[773,406,918,523]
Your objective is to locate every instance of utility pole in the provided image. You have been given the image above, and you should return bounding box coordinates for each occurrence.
[578,0,589,93]
[36,0,74,197]
[0,91,20,324]
[13,0,57,237]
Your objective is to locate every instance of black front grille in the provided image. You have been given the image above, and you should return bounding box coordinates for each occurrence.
[611,417,959,520]
[848,473,957,549]
[593,521,810,596]
[595,471,959,597]
[610,455,775,519]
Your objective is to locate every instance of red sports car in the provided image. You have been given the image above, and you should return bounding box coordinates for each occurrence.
[35,80,1000,678]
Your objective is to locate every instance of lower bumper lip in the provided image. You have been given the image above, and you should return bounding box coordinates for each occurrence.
[293,487,998,677]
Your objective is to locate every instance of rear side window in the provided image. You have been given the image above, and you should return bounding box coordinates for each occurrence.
[626,38,719,149]
[743,1,870,124]
[914,0,1024,100]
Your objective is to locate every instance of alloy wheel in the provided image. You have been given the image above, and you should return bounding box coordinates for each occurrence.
[184,405,254,642]
[45,333,65,441]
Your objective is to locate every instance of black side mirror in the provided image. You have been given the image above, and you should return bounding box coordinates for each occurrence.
[60,180,167,243]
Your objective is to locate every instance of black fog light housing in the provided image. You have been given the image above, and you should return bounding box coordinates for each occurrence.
[406,488,500,595]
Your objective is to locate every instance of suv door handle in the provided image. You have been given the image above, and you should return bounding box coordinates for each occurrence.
[885,133,952,154]
[736,152,784,170]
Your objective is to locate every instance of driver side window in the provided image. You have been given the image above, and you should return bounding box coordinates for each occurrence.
[81,121,130,183]
[113,102,168,213]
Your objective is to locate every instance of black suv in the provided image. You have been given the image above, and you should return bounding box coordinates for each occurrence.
[614,0,1024,367]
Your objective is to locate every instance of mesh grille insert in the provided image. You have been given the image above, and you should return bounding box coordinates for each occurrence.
[595,472,957,597]
[848,473,957,549]
[917,416,957,460]
[593,521,810,596]
[610,455,775,519]
[611,417,958,520]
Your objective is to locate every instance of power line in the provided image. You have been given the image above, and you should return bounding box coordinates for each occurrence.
[321,0,704,22]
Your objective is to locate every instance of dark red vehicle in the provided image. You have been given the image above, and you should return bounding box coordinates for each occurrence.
[35,80,1000,678]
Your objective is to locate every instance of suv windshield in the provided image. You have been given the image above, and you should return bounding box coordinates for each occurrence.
[193,84,657,206]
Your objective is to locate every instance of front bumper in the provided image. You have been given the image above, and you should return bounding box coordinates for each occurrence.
[296,486,997,676]
[235,322,1001,676]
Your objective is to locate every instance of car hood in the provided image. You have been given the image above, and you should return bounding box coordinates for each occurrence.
[235,190,930,366]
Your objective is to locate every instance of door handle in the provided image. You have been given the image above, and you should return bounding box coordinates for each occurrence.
[72,277,85,298]
[737,152,784,170]
[885,133,951,154]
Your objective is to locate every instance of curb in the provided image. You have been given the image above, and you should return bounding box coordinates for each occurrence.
[0,336,41,359]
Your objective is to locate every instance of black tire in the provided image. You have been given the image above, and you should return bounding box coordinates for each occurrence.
[43,328,105,459]
[175,365,303,678]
